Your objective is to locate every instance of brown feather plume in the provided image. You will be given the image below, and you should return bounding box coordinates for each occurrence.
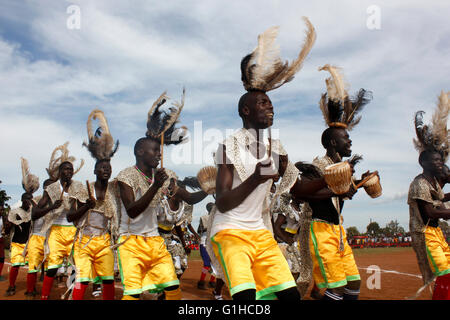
[146,89,187,145]
[241,16,316,92]
[83,109,119,161]
[21,157,39,194]
[46,142,84,180]
[318,65,372,130]
[414,91,450,161]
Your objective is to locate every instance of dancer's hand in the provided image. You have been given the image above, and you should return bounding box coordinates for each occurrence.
[252,161,278,185]
[52,200,63,210]
[85,198,96,209]
[153,169,168,189]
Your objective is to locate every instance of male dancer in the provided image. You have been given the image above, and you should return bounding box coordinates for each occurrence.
[301,65,374,300]
[4,157,40,296]
[67,109,119,300]
[0,181,10,282]
[115,90,194,300]
[25,178,55,298]
[33,142,84,300]
[197,202,217,290]
[4,193,33,296]
[409,91,450,300]
[209,18,333,300]
[158,177,207,279]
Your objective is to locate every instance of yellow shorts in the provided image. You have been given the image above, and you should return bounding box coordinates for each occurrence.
[73,234,115,283]
[116,235,179,296]
[211,229,296,300]
[46,225,77,270]
[27,234,45,273]
[424,226,450,277]
[309,221,360,289]
[10,242,27,267]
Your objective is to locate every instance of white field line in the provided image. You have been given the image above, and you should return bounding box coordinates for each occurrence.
[358,266,422,279]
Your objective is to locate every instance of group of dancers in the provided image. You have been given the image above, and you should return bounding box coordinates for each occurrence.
[0,16,449,300]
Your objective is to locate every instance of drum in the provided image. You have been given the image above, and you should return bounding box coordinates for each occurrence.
[324,161,352,195]
[363,172,382,198]
[197,166,217,195]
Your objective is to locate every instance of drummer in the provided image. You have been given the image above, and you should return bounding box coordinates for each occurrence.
[296,65,374,300]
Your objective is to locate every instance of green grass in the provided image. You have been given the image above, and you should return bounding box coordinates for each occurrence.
[351,246,413,256]
[188,249,202,261]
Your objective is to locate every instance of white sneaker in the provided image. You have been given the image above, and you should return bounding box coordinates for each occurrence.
[213,293,223,300]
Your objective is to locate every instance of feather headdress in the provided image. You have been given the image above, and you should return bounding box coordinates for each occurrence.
[240,16,316,92]
[21,157,39,195]
[46,142,84,181]
[413,91,450,161]
[146,88,188,145]
[318,64,373,130]
[82,109,119,161]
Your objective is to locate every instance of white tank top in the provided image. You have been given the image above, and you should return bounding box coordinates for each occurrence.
[211,139,275,237]
[118,187,159,237]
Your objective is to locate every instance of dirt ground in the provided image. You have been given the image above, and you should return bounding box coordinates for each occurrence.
[0,247,432,300]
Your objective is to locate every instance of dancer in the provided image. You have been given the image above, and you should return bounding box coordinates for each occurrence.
[0,181,10,282]
[24,178,55,298]
[197,202,218,290]
[158,176,207,279]
[303,65,374,300]
[115,90,187,300]
[33,142,85,300]
[67,109,119,300]
[408,91,450,300]
[208,17,332,301]
[4,158,39,296]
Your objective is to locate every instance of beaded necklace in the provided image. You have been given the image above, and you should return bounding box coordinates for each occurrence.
[134,166,154,184]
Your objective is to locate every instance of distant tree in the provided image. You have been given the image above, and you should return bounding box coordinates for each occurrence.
[366,221,381,237]
[346,226,360,238]
[0,180,10,208]
[384,220,405,237]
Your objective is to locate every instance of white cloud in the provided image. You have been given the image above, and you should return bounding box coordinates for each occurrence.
[1,1,449,231]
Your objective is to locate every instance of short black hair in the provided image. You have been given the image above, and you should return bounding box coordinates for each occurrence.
[21,192,33,201]
[238,90,265,119]
[134,137,159,156]
[321,127,343,149]
[418,150,441,166]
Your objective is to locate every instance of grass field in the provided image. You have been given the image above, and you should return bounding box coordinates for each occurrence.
[351,246,414,256]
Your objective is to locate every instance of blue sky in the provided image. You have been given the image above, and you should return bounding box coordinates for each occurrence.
[1,0,449,233]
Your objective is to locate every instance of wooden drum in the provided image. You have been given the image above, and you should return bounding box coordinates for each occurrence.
[363,171,382,198]
[324,161,352,195]
[197,166,217,195]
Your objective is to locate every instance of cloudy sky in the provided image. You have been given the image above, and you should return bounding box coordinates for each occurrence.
[1,0,449,233]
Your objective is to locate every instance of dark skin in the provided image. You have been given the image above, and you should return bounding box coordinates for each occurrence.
[302,128,370,296]
[32,162,74,221]
[67,160,111,223]
[273,200,301,245]
[118,138,181,297]
[216,91,324,300]
[66,160,113,290]
[299,128,372,203]
[216,91,327,214]
[417,152,450,220]
[4,193,34,234]
[118,139,168,219]
[165,179,204,253]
